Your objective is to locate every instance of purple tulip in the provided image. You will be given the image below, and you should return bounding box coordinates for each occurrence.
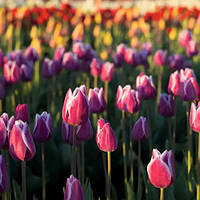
[131,116,149,140]
[147,149,175,188]
[25,47,38,63]
[168,54,185,70]
[64,175,84,200]
[62,86,89,126]
[42,58,55,78]
[158,94,175,117]
[0,155,8,194]
[33,112,52,142]
[0,49,4,68]
[124,48,140,67]
[72,41,88,60]
[100,62,114,82]
[154,50,167,66]
[20,62,34,82]
[139,49,149,68]
[136,72,156,100]
[141,42,152,55]
[62,52,80,71]
[88,88,106,113]
[9,120,36,161]
[15,104,29,123]
[96,118,117,152]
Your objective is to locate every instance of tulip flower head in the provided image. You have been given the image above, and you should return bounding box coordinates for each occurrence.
[178,29,192,47]
[90,58,102,77]
[15,104,29,123]
[186,40,198,57]
[190,102,200,133]
[136,73,156,100]
[9,120,36,161]
[100,62,114,82]
[0,155,8,194]
[42,58,55,79]
[64,175,84,200]
[33,112,52,143]
[154,50,167,67]
[96,118,117,152]
[147,149,175,188]
[62,86,89,126]
[168,71,180,96]
[131,116,149,140]
[62,52,80,71]
[168,54,185,70]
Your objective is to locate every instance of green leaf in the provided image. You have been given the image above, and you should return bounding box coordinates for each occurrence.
[127,182,136,200]
[83,178,94,200]
[12,179,22,200]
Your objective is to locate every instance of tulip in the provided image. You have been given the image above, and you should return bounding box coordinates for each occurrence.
[62,52,80,71]
[33,112,52,143]
[0,118,7,150]
[0,155,8,194]
[124,48,140,67]
[76,119,93,142]
[178,29,192,47]
[42,58,55,79]
[20,62,34,82]
[72,41,88,60]
[147,149,175,188]
[4,61,20,85]
[15,104,29,123]
[153,50,167,67]
[112,53,123,68]
[0,49,4,68]
[116,43,126,57]
[141,42,152,55]
[168,71,180,96]
[116,85,131,111]
[53,47,65,73]
[90,58,102,77]
[88,88,106,113]
[158,94,175,117]
[168,54,185,70]
[11,50,26,67]
[64,175,84,200]
[100,62,114,82]
[186,40,198,57]
[0,76,5,100]
[62,87,89,126]
[136,73,156,100]
[131,116,149,140]
[25,47,38,63]
[139,49,149,68]
[123,89,141,114]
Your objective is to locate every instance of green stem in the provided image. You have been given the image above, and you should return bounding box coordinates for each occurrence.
[104,81,109,104]
[41,143,46,200]
[146,102,152,157]
[94,76,98,88]
[34,60,40,86]
[77,146,81,180]
[101,152,107,198]
[5,151,11,200]
[156,67,163,105]
[129,114,134,186]
[81,143,85,187]
[72,126,77,177]
[22,161,26,200]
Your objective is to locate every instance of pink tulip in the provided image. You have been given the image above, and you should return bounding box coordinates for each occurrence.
[90,58,102,77]
[190,102,200,133]
[168,71,180,96]
[96,118,117,152]
[147,149,175,188]
[178,29,192,47]
[154,50,167,67]
[186,40,198,57]
[100,62,114,82]
[15,104,29,123]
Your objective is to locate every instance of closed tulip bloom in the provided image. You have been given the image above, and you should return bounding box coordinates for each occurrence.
[64,175,84,200]
[96,118,117,152]
[25,47,38,63]
[76,119,93,142]
[62,121,80,146]
[100,62,114,82]
[147,149,175,188]
[178,29,192,47]
[0,118,7,149]
[62,86,89,126]
[168,54,185,70]
[9,120,36,161]
[90,58,102,77]
[141,42,152,55]
[10,50,26,67]
[20,62,34,82]
[88,88,106,113]
[72,41,87,60]
[154,50,167,66]
[4,61,20,85]
[136,73,156,99]
[131,116,149,140]
[15,104,29,123]
[139,49,149,68]
[180,68,196,80]
[186,40,198,57]
[168,71,180,96]
[0,155,8,194]
[190,102,200,132]
[42,58,55,78]
[124,48,140,67]
[33,112,52,142]
[116,85,131,111]
[123,89,141,114]
[62,52,80,71]
[158,94,175,117]
[112,53,123,68]
[116,43,126,57]
[53,47,65,61]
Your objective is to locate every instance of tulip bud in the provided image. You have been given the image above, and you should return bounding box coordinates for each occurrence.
[90,58,102,77]
[33,112,52,143]
[20,62,34,82]
[62,52,80,71]
[72,41,87,60]
[141,42,152,55]
[88,88,106,113]
[62,121,80,146]
[4,61,20,85]
[0,118,7,149]
[0,155,8,194]
[116,85,131,111]
[42,58,55,78]
[186,40,198,57]
[76,119,93,142]
[116,43,126,57]
[62,86,89,126]
[15,104,29,123]
[139,49,149,68]
[112,53,123,68]
[158,94,175,117]
[147,149,175,188]
[25,47,38,63]
[9,120,36,161]
[123,89,141,114]
[168,71,180,96]
[154,50,167,66]
[190,102,200,132]
[131,116,149,140]
[124,48,140,67]
[96,118,117,152]
[64,175,84,200]
[168,54,185,70]
[100,62,114,82]
[178,29,192,47]
[11,50,26,67]
[53,47,65,61]
[136,73,156,100]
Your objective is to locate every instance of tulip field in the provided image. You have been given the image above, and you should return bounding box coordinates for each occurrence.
[1,3,200,200]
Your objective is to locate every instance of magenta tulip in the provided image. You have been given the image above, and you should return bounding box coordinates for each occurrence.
[25,47,38,63]
[100,62,114,82]
[178,29,192,47]
[190,102,200,132]
[154,50,167,67]
[15,104,29,123]
[147,149,175,188]
[90,58,102,77]
[186,40,198,57]
[96,118,117,152]
[0,155,8,194]
[168,71,180,96]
